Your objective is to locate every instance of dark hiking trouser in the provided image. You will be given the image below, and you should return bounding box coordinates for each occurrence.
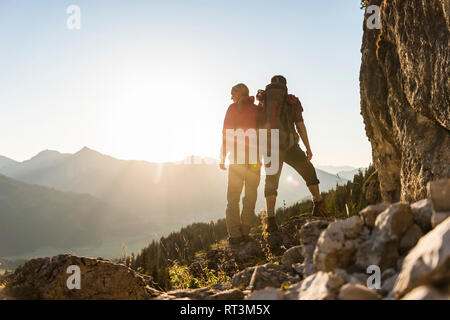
[226,164,261,238]
[264,144,320,197]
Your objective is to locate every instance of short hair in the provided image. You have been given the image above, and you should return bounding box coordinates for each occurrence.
[270,75,287,85]
[231,83,249,97]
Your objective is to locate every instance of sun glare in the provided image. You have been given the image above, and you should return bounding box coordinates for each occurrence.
[101,65,220,163]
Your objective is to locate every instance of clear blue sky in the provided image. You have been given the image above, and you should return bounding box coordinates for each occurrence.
[0,0,372,167]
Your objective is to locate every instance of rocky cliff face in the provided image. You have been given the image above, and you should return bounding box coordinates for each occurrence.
[360,0,450,203]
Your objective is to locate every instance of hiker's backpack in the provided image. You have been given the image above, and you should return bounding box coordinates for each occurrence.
[259,82,295,152]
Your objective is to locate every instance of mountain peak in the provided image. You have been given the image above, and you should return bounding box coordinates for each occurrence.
[73,147,109,161]
[30,149,63,161]
[75,146,99,155]
[79,146,93,152]
[0,155,18,169]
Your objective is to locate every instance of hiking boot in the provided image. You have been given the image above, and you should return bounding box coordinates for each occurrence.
[266,216,279,232]
[312,199,329,217]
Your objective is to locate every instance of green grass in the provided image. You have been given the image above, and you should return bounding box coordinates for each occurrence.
[168,261,230,290]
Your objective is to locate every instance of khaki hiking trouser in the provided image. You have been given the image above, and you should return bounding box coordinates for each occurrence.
[226,164,261,239]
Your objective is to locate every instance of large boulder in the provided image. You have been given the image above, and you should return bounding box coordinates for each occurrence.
[393,217,450,297]
[355,202,413,270]
[3,254,161,300]
[401,286,449,300]
[313,216,365,271]
[410,199,433,233]
[374,202,413,241]
[298,271,344,300]
[338,283,381,300]
[428,179,450,227]
[359,202,390,228]
[360,0,450,203]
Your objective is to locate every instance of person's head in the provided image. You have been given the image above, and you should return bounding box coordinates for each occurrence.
[231,83,249,103]
[270,75,287,86]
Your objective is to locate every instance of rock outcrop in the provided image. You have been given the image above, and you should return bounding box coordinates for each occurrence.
[338,283,381,300]
[2,254,162,300]
[393,217,450,298]
[360,0,450,203]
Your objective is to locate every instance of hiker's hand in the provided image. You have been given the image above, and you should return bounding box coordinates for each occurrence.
[220,163,227,171]
[306,149,313,162]
[256,90,265,102]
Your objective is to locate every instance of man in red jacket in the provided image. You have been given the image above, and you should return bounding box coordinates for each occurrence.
[220,83,261,245]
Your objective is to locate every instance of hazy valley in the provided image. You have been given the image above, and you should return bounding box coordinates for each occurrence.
[0,147,354,260]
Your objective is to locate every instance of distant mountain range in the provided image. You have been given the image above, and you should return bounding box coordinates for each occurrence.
[0,173,151,258]
[317,165,367,181]
[336,169,366,181]
[0,155,18,170]
[0,147,350,259]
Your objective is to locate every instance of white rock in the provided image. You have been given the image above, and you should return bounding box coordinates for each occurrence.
[356,202,413,270]
[393,217,450,297]
[401,286,449,300]
[374,202,413,241]
[359,202,390,227]
[313,216,364,271]
[299,272,344,300]
[338,283,381,300]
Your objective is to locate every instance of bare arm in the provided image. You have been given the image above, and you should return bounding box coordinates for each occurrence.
[296,121,313,161]
[220,108,232,170]
[219,142,227,170]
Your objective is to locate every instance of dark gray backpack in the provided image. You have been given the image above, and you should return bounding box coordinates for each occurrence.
[259,82,295,152]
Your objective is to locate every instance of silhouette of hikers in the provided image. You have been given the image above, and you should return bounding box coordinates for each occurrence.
[221,76,329,245]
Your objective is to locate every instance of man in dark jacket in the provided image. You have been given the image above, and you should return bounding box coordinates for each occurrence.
[257,75,329,232]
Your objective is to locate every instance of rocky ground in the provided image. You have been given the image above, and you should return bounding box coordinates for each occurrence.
[1,179,448,300]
